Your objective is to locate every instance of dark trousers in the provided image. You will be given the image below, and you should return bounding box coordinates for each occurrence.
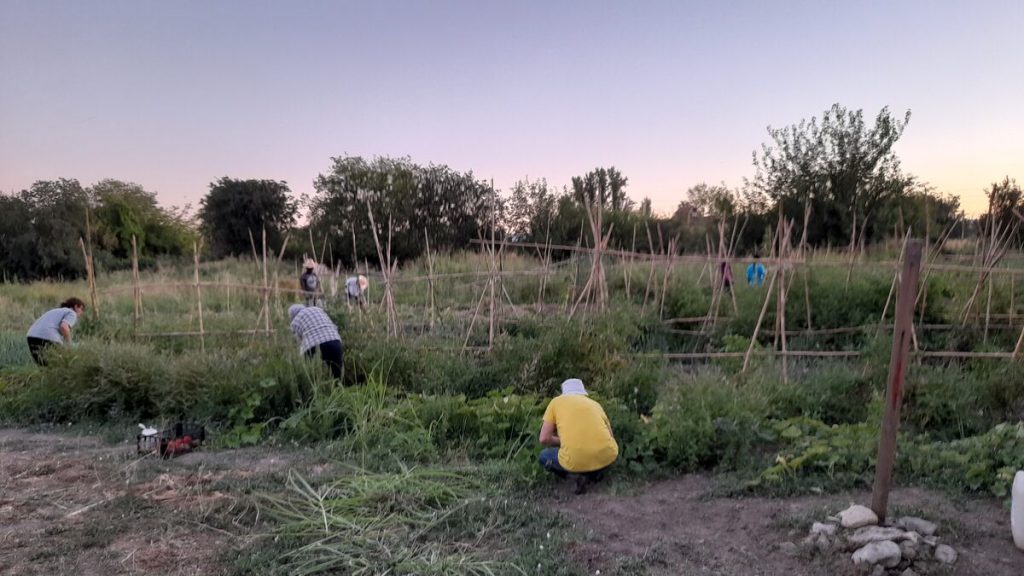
[27,337,54,366]
[539,447,610,481]
[305,339,343,379]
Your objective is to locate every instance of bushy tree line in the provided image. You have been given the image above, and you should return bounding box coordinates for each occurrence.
[0,179,195,281]
[6,103,1013,280]
[309,156,498,267]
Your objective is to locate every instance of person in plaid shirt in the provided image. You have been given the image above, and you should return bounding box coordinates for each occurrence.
[288,304,343,379]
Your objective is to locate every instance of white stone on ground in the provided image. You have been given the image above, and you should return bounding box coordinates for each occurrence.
[899,539,919,561]
[934,544,958,564]
[900,569,919,576]
[839,504,879,529]
[810,522,837,537]
[852,540,901,567]
[848,526,911,545]
[896,516,937,536]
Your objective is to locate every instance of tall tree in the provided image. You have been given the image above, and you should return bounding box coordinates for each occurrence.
[310,156,496,266]
[505,177,556,241]
[751,104,912,247]
[199,178,297,258]
[0,179,90,280]
[571,167,632,211]
[92,179,194,258]
[980,177,1022,241]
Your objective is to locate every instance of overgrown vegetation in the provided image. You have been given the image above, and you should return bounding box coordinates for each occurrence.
[3,248,1024,573]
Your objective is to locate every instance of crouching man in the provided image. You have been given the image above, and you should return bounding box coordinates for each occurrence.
[539,378,618,494]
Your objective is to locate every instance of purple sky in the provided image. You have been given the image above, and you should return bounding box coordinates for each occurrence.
[1,0,1021,217]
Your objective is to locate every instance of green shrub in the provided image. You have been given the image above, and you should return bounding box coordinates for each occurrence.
[649,375,769,471]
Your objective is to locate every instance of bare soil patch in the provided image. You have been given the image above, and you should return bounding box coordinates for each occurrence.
[554,474,1024,575]
[0,428,326,576]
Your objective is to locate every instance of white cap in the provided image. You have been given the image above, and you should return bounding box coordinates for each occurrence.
[560,378,587,396]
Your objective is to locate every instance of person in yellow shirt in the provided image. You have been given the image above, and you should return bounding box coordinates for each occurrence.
[539,378,618,494]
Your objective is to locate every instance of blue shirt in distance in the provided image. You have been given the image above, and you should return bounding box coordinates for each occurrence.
[746,262,767,286]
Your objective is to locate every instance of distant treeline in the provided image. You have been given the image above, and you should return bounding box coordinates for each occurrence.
[4,104,1020,281]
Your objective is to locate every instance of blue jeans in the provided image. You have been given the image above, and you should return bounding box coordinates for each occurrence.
[540,447,568,477]
[539,448,610,480]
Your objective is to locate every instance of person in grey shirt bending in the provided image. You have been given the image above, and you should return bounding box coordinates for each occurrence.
[26,297,85,365]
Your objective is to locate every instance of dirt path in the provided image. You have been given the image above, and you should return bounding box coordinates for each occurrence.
[555,474,1024,575]
[6,428,1023,575]
[0,428,325,576]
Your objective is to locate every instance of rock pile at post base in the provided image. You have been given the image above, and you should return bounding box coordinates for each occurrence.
[790,504,957,574]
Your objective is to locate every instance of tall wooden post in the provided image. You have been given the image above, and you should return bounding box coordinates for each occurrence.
[193,241,205,352]
[131,235,141,338]
[78,237,98,319]
[424,228,436,329]
[871,240,922,523]
[262,228,270,335]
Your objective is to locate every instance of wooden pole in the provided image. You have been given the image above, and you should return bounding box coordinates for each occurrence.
[78,238,98,319]
[83,210,100,318]
[742,270,778,373]
[878,230,912,332]
[248,229,262,273]
[424,228,436,329]
[193,240,205,352]
[262,229,270,335]
[132,235,141,337]
[870,239,922,523]
[537,220,552,312]
[985,276,994,344]
[779,222,790,383]
[1012,273,1016,325]
[488,190,498,349]
[131,235,141,321]
[273,232,291,318]
[641,224,657,315]
[625,223,636,300]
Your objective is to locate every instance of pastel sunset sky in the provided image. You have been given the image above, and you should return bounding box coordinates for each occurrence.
[1,0,1021,216]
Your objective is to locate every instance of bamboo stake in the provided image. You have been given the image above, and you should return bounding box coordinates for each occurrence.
[424,229,436,329]
[537,219,552,312]
[366,202,398,337]
[1012,273,1016,325]
[78,238,98,319]
[641,223,657,314]
[878,230,912,332]
[462,281,490,352]
[985,275,994,344]
[248,229,262,273]
[778,219,791,383]
[659,238,675,319]
[742,269,779,373]
[488,193,497,349]
[273,232,291,318]
[83,211,99,318]
[262,229,270,335]
[131,235,141,325]
[193,240,205,353]
[625,223,636,300]
[309,226,317,264]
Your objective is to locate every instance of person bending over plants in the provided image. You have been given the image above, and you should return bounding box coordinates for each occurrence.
[539,378,618,494]
[288,304,343,379]
[26,297,85,365]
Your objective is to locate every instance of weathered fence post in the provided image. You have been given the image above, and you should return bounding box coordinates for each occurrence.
[871,239,922,523]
